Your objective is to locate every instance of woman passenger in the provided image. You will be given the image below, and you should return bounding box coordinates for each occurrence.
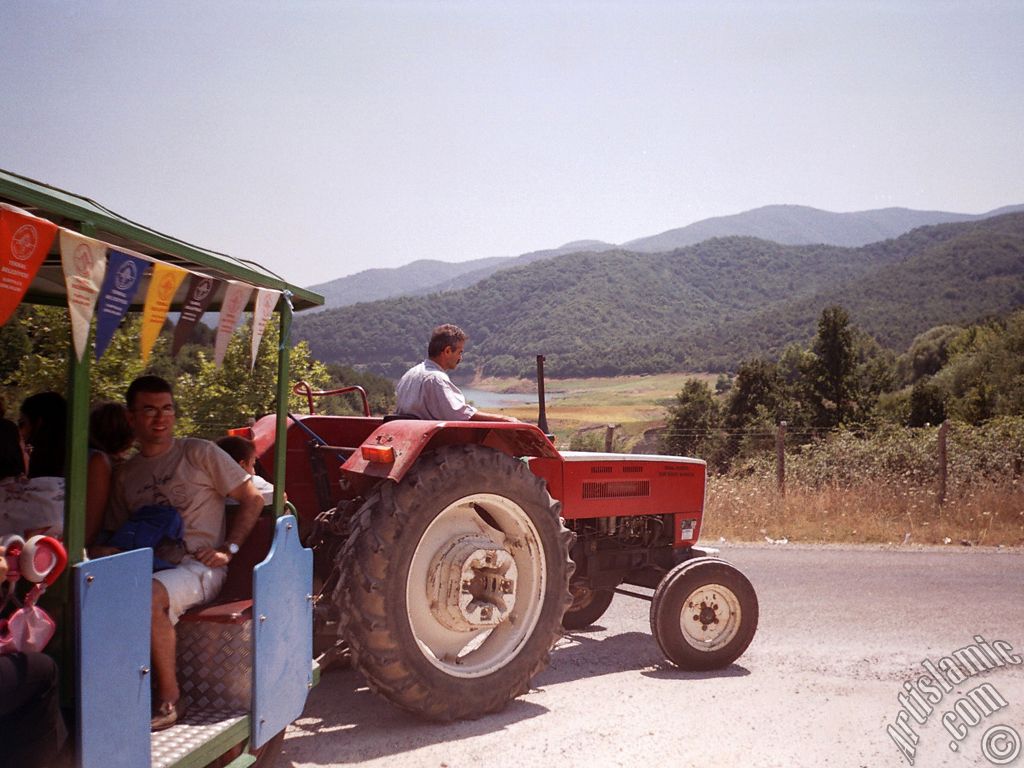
[18,392,67,479]
[85,402,134,547]
[0,418,63,538]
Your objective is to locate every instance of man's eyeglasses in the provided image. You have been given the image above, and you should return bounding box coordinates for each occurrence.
[135,404,176,418]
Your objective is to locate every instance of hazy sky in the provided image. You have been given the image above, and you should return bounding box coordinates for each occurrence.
[3,1,1022,287]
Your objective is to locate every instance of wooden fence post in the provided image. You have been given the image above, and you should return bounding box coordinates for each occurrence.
[604,424,616,453]
[937,420,948,505]
[776,421,787,495]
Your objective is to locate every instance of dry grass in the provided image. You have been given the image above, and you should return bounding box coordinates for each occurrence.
[703,475,1024,547]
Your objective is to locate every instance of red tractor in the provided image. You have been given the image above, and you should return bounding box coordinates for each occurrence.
[239,379,758,721]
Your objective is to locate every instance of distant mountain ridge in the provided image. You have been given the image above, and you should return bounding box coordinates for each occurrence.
[307,203,1022,312]
[622,203,1024,252]
[293,212,1024,377]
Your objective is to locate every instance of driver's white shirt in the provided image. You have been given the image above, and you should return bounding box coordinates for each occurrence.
[394,359,477,420]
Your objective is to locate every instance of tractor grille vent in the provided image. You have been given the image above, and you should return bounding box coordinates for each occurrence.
[581,480,651,499]
[589,466,613,474]
[622,466,644,474]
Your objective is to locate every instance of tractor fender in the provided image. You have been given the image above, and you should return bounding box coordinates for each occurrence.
[341,420,560,486]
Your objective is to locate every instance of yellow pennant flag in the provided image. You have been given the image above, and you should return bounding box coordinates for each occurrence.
[140,261,188,362]
[59,231,108,361]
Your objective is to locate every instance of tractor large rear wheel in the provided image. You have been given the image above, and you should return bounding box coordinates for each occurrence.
[337,444,574,721]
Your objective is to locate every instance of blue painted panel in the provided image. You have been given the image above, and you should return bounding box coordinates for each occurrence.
[75,549,152,768]
[252,514,312,749]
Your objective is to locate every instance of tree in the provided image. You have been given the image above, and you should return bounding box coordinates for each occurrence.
[0,308,32,386]
[2,307,74,407]
[897,324,962,384]
[907,378,946,427]
[320,363,396,416]
[175,319,331,437]
[661,380,721,458]
[933,310,1024,423]
[808,306,857,428]
[724,359,782,430]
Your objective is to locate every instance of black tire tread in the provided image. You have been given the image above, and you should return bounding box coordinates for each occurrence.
[562,585,615,630]
[336,444,574,721]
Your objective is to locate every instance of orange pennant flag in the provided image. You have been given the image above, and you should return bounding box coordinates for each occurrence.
[140,261,188,362]
[0,206,59,326]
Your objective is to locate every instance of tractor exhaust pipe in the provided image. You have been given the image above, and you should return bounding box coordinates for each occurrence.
[536,354,549,435]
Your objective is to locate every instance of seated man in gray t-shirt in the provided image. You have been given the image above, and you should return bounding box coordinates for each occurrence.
[100,375,264,731]
[395,324,518,422]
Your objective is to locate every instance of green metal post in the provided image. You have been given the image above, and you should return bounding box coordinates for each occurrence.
[65,338,91,562]
[64,223,95,565]
[272,293,293,517]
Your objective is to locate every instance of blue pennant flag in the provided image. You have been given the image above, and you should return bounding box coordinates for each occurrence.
[94,249,148,359]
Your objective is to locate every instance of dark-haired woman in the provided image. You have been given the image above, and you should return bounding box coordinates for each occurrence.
[86,402,134,547]
[18,391,66,479]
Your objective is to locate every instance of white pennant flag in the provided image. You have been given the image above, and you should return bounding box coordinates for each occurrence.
[214,281,253,366]
[250,288,281,370]
[59,231,108,361]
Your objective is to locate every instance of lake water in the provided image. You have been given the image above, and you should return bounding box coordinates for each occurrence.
[460,387,539,409]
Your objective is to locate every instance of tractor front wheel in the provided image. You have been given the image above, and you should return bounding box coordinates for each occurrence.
[650,557,758,670]
[337,444,574,721]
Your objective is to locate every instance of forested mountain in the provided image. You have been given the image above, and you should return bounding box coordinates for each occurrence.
[293,213,1024,378]
[306,204,1022,312]
[306,240,615,313]
[710,215,1024,367]
[305,256,508,312]
[622,203,1024,253]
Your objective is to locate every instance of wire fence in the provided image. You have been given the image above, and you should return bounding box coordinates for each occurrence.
[652,420,1024,499]
[629,419,1024,544]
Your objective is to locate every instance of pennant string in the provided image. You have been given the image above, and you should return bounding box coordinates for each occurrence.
[2,201,282,367]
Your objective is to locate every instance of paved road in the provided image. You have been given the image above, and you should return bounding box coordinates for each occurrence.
[281,544,1024,768]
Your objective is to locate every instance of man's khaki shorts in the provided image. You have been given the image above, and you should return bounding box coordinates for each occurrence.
[153,557,227,625]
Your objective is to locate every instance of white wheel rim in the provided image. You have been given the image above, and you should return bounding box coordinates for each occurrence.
[678,583,742,652]
[407,492,547,678]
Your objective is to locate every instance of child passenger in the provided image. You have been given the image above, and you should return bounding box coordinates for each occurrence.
[215,436,276,505]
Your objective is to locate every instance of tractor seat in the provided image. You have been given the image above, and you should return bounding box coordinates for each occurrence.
[382,413,421,423]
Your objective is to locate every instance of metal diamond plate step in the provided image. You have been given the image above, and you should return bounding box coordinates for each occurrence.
[151,708,247,768]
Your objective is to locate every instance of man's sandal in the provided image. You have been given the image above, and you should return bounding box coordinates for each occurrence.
[151,700,185,731]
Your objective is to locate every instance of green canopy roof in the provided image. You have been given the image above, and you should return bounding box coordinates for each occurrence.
[0,168,323,311]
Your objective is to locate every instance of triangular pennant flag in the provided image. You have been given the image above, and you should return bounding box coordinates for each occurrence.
[140,262,188,363]
[59,231,108,361]
[214,282,253,366]
[95,250,148,359]
[171,274,222,357]
[0,207,59,326]
[250,288,281,370]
